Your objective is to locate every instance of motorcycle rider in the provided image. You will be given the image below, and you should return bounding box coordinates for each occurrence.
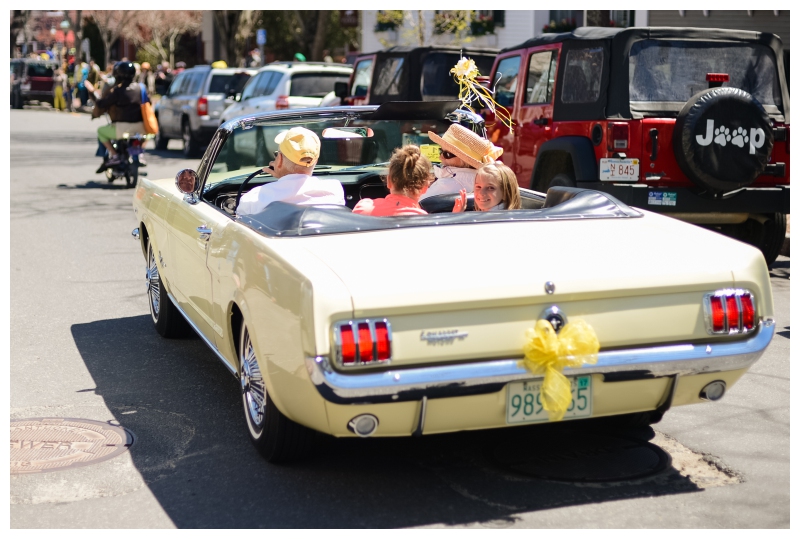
[92,61,148,173]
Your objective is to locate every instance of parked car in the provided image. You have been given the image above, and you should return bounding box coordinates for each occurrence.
[336,46,498,105]
[154,65,256,157]
[131,101,774,463]
[219,62,353,125]
[10,58,59,108]
[484,27,790,265]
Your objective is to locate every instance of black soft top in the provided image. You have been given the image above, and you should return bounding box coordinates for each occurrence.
[362,45,499,57]
[238,188,641,238]
[499,26,789,123]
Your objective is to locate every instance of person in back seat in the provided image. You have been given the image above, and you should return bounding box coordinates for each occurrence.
[420,123,503,201]
[472,163,521,212]
[353,145,466,216]
[237,127,345,215]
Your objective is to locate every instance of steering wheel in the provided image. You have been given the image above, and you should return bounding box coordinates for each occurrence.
[235,169,269,214]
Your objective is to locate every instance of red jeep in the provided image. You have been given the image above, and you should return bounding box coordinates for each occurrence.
[485,27,790,264]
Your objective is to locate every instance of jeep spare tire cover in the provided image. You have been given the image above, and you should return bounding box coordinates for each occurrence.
[673,87,773,192]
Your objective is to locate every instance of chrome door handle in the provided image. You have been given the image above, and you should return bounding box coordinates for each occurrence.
[197,225,212,241]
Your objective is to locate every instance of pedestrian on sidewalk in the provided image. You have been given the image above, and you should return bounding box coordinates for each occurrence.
[52,67,67,111]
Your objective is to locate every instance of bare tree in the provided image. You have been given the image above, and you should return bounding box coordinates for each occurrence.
[213,10,261,66]
[10,10,31,57]
[124,10,202,68]
[64,10,84,62]
[86,10,136,68]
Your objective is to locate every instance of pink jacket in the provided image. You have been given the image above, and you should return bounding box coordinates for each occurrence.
[352,194,428,216]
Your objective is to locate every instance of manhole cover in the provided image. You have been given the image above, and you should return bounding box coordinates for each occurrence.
[11,418,134,475]
[490,432,670,482]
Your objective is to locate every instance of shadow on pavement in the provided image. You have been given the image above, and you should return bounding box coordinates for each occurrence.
[71,315,701,528]
[57,181,135,190]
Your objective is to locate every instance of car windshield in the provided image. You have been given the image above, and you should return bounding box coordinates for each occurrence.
[208,73,251,95]
[206,112,452,189]
[289,73,351,98]
[629,40,783,110]
[27,64,54,77]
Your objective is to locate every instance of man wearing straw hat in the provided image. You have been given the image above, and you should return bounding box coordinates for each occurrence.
[421,123,503,200]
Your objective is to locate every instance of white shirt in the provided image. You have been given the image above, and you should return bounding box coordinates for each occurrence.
[419,166,477,200]
[237,173,345,215]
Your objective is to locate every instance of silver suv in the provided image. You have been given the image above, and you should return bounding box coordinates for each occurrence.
[155,66,256,157]
[220,62,352,125]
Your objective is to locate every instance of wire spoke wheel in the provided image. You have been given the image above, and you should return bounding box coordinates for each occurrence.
[146,243,161,322]
[240,327,266,433]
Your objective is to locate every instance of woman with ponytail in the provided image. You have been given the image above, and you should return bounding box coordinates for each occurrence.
[353,145,466,216]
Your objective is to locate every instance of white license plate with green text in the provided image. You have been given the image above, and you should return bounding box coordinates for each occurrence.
[506,375,592,424]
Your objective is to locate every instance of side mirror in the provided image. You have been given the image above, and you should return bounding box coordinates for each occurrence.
[334,81,348,99]
[175,168,199,196]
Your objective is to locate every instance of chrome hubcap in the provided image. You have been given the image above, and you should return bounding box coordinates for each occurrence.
[147,247,160,320]
[240,330,265,428]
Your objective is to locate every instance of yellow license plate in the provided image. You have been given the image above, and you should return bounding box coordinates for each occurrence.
[506,375,593,424]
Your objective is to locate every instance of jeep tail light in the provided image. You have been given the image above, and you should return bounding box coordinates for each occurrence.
[197,96,208,116]
[706,73,730,83]
[607,122,629,151]
[704,289,757,335]
[276,95,289,110]
[334,319,392,367]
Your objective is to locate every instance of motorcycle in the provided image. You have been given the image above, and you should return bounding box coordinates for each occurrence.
[101,133,151,188]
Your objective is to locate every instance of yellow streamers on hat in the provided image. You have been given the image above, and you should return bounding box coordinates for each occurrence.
[450,56,514,134]
[518,319,599,421]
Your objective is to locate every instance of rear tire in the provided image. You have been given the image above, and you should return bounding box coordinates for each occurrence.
[154,120,169,150]
[147,239,189,338]
[239,323,318,463]
[182,119,200,158]
[730,213,787,266]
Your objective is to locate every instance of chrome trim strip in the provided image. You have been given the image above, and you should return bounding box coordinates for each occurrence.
[166,291,238,379]
[305,320,774,404]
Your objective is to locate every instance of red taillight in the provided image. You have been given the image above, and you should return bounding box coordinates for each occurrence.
[740,293,755,330]
[374,321,391,360]
[197,96,208,116]
[339,324,356,364]
[706,73,730,83]
[276,95,289,110]
[710,296,725,332]
[725,295,740,331]
[336,319,392,366]
[358,322,373,363]
[706,289,757,334]
[607,122,629,151]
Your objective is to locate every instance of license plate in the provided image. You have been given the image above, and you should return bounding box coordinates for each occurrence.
[506,375,592,424]
[599,158,639,181]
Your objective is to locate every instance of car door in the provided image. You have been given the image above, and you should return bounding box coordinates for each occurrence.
[346,56,375,105]
[165,194,230,342]
[161,72,187,136]
[514,47,559,189]
[484,54,521,173]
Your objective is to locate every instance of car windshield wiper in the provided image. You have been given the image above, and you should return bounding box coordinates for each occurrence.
[337,162,390,172]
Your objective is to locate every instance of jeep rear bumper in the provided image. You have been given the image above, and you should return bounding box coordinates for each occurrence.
[577,183,790,215]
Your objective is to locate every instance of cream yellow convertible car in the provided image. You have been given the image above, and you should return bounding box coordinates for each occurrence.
[131,102,775,463]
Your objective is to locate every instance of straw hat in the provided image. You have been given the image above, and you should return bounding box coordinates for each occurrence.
[428,123,503,169]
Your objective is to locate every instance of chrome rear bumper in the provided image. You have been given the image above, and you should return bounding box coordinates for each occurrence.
[306,320,774,404]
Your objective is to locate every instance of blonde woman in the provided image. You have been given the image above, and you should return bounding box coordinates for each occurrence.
[353,145,466,216]
[473,162,521,211]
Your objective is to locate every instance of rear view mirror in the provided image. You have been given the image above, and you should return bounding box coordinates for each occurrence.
[321,127,374,139]
[334,81,348,99]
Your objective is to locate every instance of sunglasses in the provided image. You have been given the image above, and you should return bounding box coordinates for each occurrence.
[439,149,457,159]
[273,150,279,158]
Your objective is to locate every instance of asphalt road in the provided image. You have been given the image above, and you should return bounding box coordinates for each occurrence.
[9,109,790,528]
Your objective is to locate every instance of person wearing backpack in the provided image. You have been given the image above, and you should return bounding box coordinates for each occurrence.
[91,61,148,173]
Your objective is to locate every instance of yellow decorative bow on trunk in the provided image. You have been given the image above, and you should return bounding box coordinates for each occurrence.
[518,319,599,421]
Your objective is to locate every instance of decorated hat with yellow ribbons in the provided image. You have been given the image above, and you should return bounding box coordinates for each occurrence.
[427,124,503,170]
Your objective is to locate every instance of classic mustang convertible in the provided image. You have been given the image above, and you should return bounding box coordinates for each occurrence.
[131,102,775,463]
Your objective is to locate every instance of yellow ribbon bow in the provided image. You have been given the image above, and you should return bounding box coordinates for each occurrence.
[450,57,514,134]
[518,319,599,421]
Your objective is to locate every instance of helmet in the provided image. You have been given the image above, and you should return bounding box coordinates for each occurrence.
[113,61,136,83]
